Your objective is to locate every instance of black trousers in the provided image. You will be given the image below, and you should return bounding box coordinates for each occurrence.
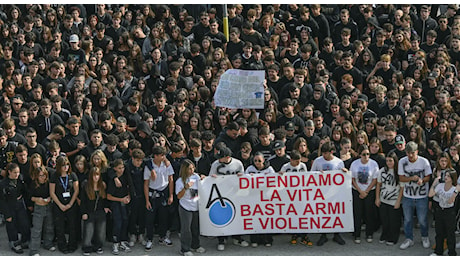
[434,206,457,256]
[5,199,30,244]
[353,189,377,238]
[128,196,146,236]
[53,203,79,251]
[378,202,402,243]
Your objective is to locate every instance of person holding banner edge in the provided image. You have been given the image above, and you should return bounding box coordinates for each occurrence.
[176,159,206,256]
[310,141,348,246]
[375,151,403,246]
[209,145,249,251]
[398,141,432,250]
[244,152,276,247]
[350,144,379,244]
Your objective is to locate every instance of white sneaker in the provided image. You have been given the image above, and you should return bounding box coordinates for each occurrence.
[400,239,414,250]
[139,234,146,245]
[145,240,153,251]
[251,242,258,247]
[112,243,120,255]
[422,237,430,249]
[159,237,173,246]
[192,247,206,253]
[181,251,194,256]
[429,253,439,256]
[120,241,132,252]
[129,234,136,247]
[233,239,249,247]
[217,244,225,251]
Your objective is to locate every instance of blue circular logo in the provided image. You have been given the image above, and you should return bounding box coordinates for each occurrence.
[208,199,235,227]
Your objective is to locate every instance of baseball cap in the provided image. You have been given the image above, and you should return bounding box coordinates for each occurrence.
[69,34,79,43]
[358,94,368,103]
[428,72,438,79]
[395,134,405,145]
[285,122,295,131]
[405,141,418,153]
[273,140,285,150]
[216,146,232,159]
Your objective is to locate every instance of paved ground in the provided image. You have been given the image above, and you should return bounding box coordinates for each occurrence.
[0,213,457,256]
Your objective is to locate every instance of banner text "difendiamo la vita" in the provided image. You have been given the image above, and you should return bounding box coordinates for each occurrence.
[199,171,354,236]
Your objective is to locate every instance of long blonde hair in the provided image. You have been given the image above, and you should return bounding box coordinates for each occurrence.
[90,149,108,173]
[179,159,195,186]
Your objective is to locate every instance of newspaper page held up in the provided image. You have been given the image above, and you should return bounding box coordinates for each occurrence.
[214,69,265,109]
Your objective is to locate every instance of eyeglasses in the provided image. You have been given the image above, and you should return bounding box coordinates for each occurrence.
[38,174,46,178]
[361,153,370,156]
[254,160,263,162]
[439,20,447,23]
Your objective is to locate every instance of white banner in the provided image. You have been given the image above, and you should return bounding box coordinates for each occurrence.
[198,171,354,236]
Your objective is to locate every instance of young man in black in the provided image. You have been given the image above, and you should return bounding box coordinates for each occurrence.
[60,116,89,166]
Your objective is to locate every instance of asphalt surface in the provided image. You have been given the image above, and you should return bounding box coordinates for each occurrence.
[0,212,457,256]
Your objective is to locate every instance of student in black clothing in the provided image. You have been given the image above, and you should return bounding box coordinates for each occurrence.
[123,149,147,247]
[252,126,273,160]
[226,27,245,61]
[107,159,135,255]
[103,134,123,164]
[49,156,79,254]
[28,166,55,256]
[80,167,110,256]
[193,11,211,46]
[389,134,407,159]
[63,34,86,64]
[3,118,26,147]
[60,116,89,167]
[81,129,106,160]
[25,128,47,161]
[377,89,405,121]
[268,140,290,172]
[0,163,31,254]
[187,138,211,177]
[381,124,398,155]
[33,98,64,142]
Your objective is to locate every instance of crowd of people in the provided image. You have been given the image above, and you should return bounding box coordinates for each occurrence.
[1,3,460,256]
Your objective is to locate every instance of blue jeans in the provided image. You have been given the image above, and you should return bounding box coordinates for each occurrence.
[402,196,429,240]
[111,201,129,243]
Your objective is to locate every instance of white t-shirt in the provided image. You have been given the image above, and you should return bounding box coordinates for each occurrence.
[144,160,174,191]
[175,173,201,211]
[398,155,432,199]
[350,158,379,191]
[377,168,403,206]
[209,157,244,176]
[434,183,456,209]
[244,165,276,175]
[310,156,344,171]
[280,162,308,173]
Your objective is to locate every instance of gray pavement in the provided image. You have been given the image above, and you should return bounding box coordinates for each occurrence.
[0,214,457,256]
